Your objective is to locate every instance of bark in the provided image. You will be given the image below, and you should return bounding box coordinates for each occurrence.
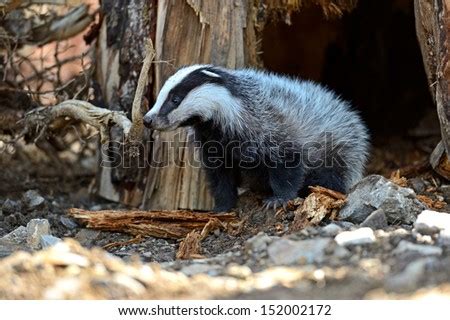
[414,0,450,178]
[93,0,155,207]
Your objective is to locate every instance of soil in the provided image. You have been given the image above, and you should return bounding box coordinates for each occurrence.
[1,120,450,299]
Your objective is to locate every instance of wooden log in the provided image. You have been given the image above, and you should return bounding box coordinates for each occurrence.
[141,0,259,210]
[414,0,450,178]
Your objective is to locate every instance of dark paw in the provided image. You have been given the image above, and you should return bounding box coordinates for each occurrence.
[262,196,289,212]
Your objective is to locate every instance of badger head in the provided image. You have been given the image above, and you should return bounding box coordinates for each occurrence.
[143,65,240,131]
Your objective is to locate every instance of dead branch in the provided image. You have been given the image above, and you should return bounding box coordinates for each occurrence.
[128,39,155,143]
[2,0,84,12]
[1,4,95,47]
[22,100,132,144]
[68,208,238,239]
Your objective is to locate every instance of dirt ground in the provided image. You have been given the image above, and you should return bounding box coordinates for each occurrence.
[1,110,450,299]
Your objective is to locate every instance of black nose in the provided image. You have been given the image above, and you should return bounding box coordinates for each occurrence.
[143,115,153,128]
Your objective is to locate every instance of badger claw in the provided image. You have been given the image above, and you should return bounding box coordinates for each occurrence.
[263,197,289,212]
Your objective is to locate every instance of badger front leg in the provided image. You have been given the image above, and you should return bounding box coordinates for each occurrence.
[263,165,304,211]
[205,166,239,212]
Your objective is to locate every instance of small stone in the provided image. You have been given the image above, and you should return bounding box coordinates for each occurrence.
[393,240,442,256]
[335,227,376,246]
[23,190,45,209]
[385,257,437,293]
[361,209,388,230]
[334,221,355,230]
[40,235,62,248]
[321,223,342,237]
[408,178,426,194]
[267,238,331,265]
[0,226,29,257]
[1,226,27,244]
[414,210,450,235]
[437,228,450,246]
[60,216,78,230]
[3,214,17,226]
[226,264,252,279]
[245,232,273,253]
[340,175,425,224]
[1,199,22,216]
[180,263,222,276]
[333,245,351,259]
[26,219,50,249]
[75,229,101,247]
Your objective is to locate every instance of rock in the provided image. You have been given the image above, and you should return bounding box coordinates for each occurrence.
[27,219,51,249]
[408,178,426,194]
[3,214,17,226]
[334,221,355,230]
[267,238,331,265]
[75,229,101,247]
[60,216,78,230]
[180,263,222,276]
[333,245,351,259]
[1,199,22,216]
[320,223,342,237]
[40,235,62,248]
[245,232,273,253]
[23,190,45,210]
[393,240,442,256]
[226,264,252,279]
[414,210,450,235]
[1,226,27,244]
[360,209,388,230]
[340,175,425,224]
[0,226,29,257]
[439,228,450,246]
[335,227,376,246]
[385,257,437,293]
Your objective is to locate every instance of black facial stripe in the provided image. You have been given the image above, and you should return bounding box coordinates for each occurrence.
[159,66,244,116]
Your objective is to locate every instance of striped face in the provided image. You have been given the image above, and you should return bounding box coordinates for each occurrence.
[143,65,232,131]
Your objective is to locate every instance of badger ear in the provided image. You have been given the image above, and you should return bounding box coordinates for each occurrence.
[201,70,221,78]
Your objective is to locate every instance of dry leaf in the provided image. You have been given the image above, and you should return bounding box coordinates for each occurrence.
[390,170,408,187]
[417,195,447,210]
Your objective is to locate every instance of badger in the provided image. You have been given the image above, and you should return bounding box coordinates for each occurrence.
[143,65,369,212]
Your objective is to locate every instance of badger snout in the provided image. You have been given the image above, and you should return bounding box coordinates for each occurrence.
[143,114,154,128]
[143,112,179,131]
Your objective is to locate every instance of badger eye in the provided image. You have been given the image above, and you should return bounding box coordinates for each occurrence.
[171,95,181,104]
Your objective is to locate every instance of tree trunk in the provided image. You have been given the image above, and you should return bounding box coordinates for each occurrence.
[414,0,450,178]
[94,0,259,210]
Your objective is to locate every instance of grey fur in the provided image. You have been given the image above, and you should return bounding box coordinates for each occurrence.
[144,65,370,208]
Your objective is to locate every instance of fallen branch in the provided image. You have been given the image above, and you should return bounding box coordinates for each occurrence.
[68,208,238,239]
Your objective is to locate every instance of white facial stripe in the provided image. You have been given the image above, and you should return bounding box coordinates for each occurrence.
[167,83,243,133]
[146,65,207,117]
[201,70,221,78]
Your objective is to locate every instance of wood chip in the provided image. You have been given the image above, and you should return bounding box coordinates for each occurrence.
[176,230,204,260]
[390,170,408,187]
[417,195,447,210]
[290,186,346,231]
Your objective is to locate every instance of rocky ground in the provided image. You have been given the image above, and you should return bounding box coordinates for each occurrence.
[1,142,450,299]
